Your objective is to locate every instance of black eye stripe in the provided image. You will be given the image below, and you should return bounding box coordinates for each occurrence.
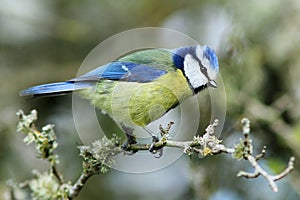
[195,57,210,81]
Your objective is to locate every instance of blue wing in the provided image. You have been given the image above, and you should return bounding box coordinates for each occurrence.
[19,81,95,97]
[72,61,167,83]
[20,61,167,97]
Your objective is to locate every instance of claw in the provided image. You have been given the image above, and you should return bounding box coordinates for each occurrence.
[121,124,138,155]
[149,135,163,158]
[149,135,159,153]
[121,138,138,155]
[154,148,163,158]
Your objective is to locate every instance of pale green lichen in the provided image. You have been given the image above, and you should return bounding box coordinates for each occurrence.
[78,135,122,174]
[29,170,71,200]
[16,109,59,164]
[191,120,222,157]
[233,118,253,159]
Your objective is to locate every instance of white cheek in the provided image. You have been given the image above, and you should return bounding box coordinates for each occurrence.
[196,46,210,66]
[184,54,208,89]
[207,67,217,80]
[195,46,203,60]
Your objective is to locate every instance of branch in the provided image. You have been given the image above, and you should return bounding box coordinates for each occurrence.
[15,110,71,199]
[68,171,94,199]
[124,118,295,192]
[234,119,295,192]
[127,132,234,155]
[237,155,295,192]
[127,120,234,156]
[11,110,295,200]
[68,137,122,199]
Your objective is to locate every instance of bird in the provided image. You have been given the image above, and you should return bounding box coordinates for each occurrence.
[20,45,219,155]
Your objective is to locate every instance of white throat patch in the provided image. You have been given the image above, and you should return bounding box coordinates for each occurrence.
[183,54,208,89]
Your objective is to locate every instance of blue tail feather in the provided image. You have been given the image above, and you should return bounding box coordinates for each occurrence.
[20,81,94,97]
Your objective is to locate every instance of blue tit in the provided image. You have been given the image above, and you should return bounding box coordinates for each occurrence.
[20,45,219,152]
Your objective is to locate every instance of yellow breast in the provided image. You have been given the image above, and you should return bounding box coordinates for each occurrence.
[79,69,193,127]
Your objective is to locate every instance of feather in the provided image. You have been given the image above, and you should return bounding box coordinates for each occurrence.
[71,61,167,83]
[19,81,95,97]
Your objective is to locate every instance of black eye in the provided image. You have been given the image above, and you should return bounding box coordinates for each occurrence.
[200,64,207,73]
[198,61,210,80]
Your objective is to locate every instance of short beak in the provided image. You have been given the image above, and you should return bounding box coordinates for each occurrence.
[208,80,217,88]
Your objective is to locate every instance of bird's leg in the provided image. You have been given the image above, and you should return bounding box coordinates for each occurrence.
[143,127,163,158]
[121,125,138,155]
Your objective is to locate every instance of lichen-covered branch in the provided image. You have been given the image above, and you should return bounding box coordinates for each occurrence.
[68,171,93,199]
[126,120,235,156]
[8,110,295,200]
[14,110,71,199]
[235,118,295,192]
[16,110,63,184]
[68,137,122,199]
[124,118,295,192]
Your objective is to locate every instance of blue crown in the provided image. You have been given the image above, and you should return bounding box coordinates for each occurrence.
[203,46,219,71]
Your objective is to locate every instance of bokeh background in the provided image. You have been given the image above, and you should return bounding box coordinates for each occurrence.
[1,0,300,199]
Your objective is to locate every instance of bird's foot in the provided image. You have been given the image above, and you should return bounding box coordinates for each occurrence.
[121,134,138,155]
[149,135,163,158]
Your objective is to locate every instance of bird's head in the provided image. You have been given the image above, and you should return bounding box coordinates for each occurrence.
[172,45,219,93]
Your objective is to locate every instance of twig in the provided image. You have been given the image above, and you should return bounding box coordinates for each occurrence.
[255,146,267,161]
[127,139,234,154]
[235,118,295,192]
[273,157,295,181]
[51,164,64,184]
[124,118,295,192]
[237,155,295,192]
[14,110,295,199]
[127,119,234,156]
[68,171,94,199]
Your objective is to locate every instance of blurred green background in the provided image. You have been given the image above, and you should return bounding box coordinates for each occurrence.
[1,0,300,199]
